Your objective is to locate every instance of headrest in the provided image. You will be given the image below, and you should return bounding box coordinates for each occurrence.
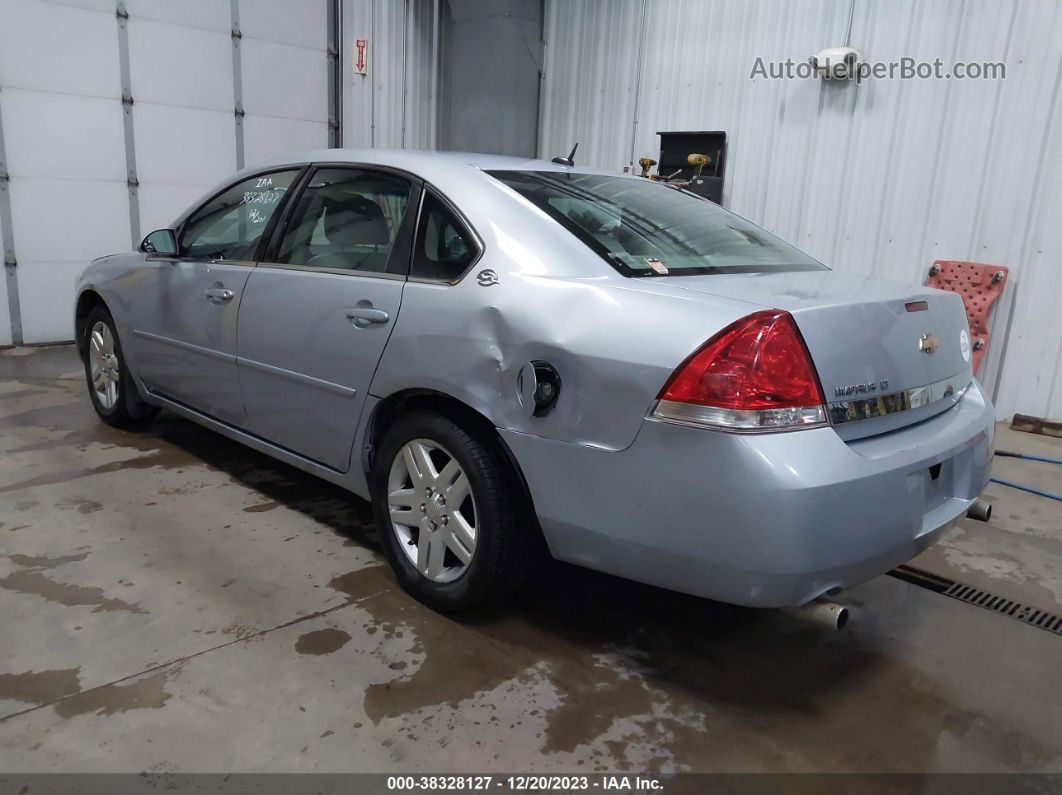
[322,196,390,247]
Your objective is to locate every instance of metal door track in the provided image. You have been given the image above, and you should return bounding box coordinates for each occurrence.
[890,565,1062,636]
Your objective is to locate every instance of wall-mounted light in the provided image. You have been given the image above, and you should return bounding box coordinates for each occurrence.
[809,47,862,80]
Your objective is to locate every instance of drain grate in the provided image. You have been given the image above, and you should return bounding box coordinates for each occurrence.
[890,565,1062,637]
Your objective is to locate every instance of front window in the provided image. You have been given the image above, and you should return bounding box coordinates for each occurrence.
[179,170,300,260]
[488,170,826,277]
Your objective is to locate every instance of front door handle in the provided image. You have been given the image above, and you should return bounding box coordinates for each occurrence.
[345,307,390,328]
[205,287,234,303]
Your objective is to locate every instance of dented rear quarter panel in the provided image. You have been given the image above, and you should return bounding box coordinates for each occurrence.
[368,180,763,452]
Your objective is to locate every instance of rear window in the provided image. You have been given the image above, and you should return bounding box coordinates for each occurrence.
[488,170,827,277]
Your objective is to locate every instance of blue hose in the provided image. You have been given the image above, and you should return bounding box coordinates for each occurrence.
[995,450,1062,466]
[990,478,1062,502]
[990,449,1062,501]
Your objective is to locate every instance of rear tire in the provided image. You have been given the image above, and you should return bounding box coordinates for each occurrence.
[82,306,158,428]
[371,409,530,612]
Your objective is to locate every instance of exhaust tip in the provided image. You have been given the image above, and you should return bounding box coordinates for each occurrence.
[780,599,850,631]
[835,606,850,631]
[966,499,992,522]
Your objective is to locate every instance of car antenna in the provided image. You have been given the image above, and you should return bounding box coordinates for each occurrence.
[551,143,579,167]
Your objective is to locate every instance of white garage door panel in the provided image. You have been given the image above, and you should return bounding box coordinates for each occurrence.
[0,0,119,98]
[239,0,327,51]
[243,116,327,167]
[124,0,231,33]
[19,260,88,343]
[1,0,335,345]
[134,104,236,187]
[128,19,233,112]
[47,0,114,12]
[2,89,125,182]
[241,38,328,122]
[138,184,214,236]
[10,179,130,263]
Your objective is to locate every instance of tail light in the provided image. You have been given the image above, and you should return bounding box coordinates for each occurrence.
[650,310,827,432]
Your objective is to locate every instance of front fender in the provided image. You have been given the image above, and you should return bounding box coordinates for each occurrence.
[75,253,149,384]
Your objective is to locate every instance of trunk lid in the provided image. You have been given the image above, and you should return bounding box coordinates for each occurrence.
[658,270,974,438]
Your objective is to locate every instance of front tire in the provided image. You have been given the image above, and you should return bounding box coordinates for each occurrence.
[371,410,529,612]
[82,306,157,427]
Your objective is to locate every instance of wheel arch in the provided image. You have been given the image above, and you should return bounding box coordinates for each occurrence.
[74,289,108,360]
[362,387,548,552]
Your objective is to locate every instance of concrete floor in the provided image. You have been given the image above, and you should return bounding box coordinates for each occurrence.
[0,344,1060,773]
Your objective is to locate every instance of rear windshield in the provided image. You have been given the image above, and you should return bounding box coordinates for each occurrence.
[488,170,827,277]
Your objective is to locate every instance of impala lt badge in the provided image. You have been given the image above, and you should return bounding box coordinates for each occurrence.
[919,332,939,354]
[834,379,890,397]
[476,269,499,287]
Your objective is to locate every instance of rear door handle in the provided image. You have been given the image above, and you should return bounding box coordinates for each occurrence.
[345,307,390,327]
[205,287,234,303]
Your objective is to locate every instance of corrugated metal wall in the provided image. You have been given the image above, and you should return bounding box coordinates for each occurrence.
[540,0,1062,422]
[344,0,439,150]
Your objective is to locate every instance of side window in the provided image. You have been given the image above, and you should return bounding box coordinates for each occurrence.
[274,168,413,273]
[411,192,477,281]
[179,170,299,260]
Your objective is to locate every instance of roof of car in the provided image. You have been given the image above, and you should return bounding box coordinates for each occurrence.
[247,148,628,179]
[171,148,639,231]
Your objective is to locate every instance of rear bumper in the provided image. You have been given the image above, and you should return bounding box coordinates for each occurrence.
[503,381,994,607]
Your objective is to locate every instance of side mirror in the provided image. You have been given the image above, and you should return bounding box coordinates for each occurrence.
[140,229,178,256]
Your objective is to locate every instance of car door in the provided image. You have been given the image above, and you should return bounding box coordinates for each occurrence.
[235,166,420,471]
[129,168,301,425]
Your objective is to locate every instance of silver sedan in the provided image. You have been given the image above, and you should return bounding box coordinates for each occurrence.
[75,150,994,612]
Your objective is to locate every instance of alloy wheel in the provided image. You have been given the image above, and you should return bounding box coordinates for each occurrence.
[387,438,477,583]
[88,320,120,410]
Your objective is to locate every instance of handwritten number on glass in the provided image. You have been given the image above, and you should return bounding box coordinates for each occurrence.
[240,179,287,212]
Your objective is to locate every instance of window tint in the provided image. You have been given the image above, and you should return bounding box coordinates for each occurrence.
[411,192,477,281]
[274,168,412,273]
[180,170,299,260]
[488,170,826,277]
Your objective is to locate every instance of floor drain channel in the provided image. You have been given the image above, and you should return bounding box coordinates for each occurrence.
[890,565,1062,636]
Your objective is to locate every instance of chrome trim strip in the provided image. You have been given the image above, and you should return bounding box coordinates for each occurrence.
[827,373,972,425]
[132,329,232,363]
[237,356,357,397]
[151,257,258,268]
[254,262,408,281]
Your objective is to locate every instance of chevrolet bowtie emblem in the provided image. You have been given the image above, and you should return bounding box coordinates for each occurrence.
[918,332,939,354]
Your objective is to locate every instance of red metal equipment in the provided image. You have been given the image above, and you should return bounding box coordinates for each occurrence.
[927,260,1009,376]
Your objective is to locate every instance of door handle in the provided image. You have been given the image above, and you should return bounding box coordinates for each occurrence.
[346,307,390,327]
[205,287,234,303]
